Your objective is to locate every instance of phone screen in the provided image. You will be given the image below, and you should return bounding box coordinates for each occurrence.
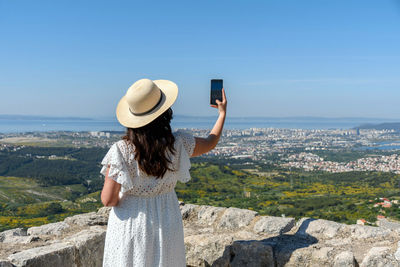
[210,79,223,105]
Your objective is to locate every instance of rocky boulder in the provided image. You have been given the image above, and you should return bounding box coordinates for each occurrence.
[213,240,275,267]
[0,228,35,244]
[360,247,399,267]
[217,207,258,230]
[253,216,295,235]
[64,212,108,226]
[295,218,343,239]
[333,251,356,267]
[8,242,76,267]
[27,222,69,236]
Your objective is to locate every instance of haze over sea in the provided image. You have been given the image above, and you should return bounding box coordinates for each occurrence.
[0,115,398,133]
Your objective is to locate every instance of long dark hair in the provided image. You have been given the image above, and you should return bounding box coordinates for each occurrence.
[123,108,175,178]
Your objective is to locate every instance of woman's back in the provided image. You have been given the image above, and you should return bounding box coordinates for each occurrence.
[102,131,195,267]
[100,131,195,197]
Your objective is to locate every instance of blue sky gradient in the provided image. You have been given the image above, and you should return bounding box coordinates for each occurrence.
[1,0,400,118]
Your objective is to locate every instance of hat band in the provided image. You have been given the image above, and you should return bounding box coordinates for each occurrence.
[129,93,163,116]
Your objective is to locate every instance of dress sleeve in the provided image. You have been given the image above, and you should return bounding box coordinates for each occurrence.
[174,131,196,183]
[100,142,134,193]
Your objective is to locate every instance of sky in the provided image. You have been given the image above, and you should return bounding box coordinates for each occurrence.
[1,0,400,119]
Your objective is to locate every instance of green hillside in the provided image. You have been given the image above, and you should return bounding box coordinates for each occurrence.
[1,144,400,231]
[0,176,102,231]
[177,162,400,224]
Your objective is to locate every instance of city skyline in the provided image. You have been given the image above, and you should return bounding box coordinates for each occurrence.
[1,0,400,118]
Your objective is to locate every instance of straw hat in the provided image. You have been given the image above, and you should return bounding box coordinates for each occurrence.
[116,79,178,128]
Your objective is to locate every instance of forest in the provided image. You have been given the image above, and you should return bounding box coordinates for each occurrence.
[0,146,107,190]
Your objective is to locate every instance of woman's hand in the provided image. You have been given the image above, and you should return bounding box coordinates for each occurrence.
[211,88,227,115]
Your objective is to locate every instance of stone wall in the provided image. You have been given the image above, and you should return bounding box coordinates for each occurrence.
[1,203,400,266]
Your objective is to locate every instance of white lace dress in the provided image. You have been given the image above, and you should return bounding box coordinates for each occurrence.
[100,131,195,267]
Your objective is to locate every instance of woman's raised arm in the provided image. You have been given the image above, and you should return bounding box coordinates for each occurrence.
[192,88,227,157]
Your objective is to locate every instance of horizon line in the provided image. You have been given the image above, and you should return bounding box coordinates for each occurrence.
[1,114,400,121]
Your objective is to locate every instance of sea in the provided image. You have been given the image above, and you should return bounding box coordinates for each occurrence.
[0,116,395,133]
[359,141,400,151]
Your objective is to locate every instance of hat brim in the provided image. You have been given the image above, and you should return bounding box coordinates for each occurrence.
[116,80,178,128]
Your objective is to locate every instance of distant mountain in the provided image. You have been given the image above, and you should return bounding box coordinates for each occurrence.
[175,115,392,120]
[0,114,93,121]
[173,115,399,123]
[356,122,400,131]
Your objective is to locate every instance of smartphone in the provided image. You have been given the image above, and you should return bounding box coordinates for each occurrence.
[210,79,223,105]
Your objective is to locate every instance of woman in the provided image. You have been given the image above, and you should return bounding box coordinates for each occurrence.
[100,78,227,267]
